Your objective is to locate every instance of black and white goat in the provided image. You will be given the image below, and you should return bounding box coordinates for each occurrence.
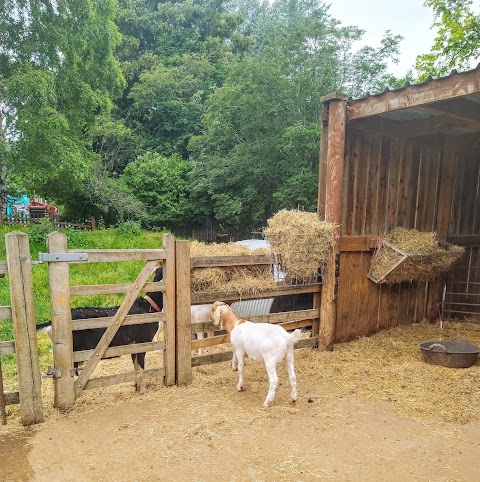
[38,267,164,393]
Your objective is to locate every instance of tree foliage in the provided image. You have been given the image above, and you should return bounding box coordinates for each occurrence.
[0,0,126,219]
[416,0,480,79]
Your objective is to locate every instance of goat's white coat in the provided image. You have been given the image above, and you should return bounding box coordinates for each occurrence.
[212,303,302,407]
[191,304,214,355]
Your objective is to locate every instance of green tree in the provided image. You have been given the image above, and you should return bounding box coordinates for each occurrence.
[416,0,480,79]
[121,152,191,228]
[0,0,125,218]
[188,0,403,235]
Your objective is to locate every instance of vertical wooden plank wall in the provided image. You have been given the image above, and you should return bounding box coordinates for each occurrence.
[335,130,455,341]
[5,232,44,425]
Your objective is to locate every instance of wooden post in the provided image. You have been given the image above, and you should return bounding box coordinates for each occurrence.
[90,216,97,231]
[318,96,348,351]
[163,234,176,386]
[47,232,76,408]
[0,358,8,424]
[5,231,43,424]
[175,240,192,385]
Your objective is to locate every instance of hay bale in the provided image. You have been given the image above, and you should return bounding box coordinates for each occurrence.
[264,210,336,282]
[369,228,465,284]
[190,241,275,295]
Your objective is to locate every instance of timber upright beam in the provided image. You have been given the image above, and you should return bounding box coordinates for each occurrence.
[47,232,75,408]
[163,233,176,386]
[318,94,348,351]
[5,231,43,425]
[175,240,192,385]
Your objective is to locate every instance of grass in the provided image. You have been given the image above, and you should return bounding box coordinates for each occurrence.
[0,223,168,387]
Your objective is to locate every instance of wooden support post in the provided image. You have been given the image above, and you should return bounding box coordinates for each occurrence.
[90,216,97,231]
[175,240,192,385]
[5,231,43,424]
[163,233,176,386]
[318,96,348,351]
[47,232,76,408]
[0,358,8,424]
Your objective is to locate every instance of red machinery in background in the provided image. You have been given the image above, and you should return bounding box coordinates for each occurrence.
[26,200,58,218]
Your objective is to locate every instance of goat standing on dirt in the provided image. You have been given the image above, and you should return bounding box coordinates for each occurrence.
[211,301,302,407]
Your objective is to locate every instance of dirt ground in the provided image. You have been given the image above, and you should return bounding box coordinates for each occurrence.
[1,323,480,481]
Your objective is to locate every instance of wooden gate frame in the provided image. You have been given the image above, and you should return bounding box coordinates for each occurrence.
[47,232,176,409]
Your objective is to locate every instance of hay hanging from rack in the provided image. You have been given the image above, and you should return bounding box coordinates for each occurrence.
[190,241,275,295]
[264,209,337,282]
[368,228,465,284]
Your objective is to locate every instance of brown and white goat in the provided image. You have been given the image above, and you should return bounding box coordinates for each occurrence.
[211,301,302,407]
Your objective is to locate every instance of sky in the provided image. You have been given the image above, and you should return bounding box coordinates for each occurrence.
[326,0,437,77]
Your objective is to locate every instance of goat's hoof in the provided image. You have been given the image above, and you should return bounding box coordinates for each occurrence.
[236,386,243,392]
[232,367,238,372]
[289,399,296,406]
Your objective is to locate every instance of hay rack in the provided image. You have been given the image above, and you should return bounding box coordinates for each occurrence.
[368,239,464,284]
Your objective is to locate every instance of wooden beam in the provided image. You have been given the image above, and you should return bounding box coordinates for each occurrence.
[190,283,321,304]
[68,249,166,263]
[350,114,476,139]
[191,254,274,268]
[72,313,164,330]
[348,67,480,120]
[70,280,165,297]
[320,98,347,351]
[426,98,480,124]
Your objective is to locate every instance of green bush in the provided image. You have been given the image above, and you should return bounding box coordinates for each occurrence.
[26,219,55,245]
[117,220,142,235]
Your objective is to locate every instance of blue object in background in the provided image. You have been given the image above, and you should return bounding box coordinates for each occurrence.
[6,194,30,216]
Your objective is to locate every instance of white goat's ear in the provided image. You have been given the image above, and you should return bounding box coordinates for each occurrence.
[213,307,222,326]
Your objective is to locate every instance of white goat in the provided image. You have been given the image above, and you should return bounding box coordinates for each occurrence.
[191,304,215,356]
[211,301,302,407]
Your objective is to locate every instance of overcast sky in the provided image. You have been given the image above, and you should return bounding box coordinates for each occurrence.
[326,0,437,76]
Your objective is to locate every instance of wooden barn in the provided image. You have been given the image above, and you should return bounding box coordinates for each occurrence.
[317,65,480,350]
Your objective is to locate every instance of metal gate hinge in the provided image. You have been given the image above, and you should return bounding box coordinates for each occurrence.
[37,252,88,263]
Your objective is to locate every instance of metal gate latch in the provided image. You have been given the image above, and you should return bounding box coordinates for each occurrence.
[37,252,88,263]
[41,366,62,378]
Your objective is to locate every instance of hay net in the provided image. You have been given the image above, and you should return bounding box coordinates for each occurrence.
[369,227,465,284]
[190,241,276,295]
[264,209,337,284]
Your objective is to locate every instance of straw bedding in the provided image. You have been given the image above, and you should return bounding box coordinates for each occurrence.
[369,228,465,283]
[190,241,275,295]
[264,209,337,283]
[3,320,478,432]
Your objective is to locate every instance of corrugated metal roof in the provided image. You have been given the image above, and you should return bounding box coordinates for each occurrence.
[353,65,480,102]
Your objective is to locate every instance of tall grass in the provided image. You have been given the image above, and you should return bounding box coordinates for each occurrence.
[0,223,167,342]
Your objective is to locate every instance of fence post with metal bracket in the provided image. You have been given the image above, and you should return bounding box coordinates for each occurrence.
[46,231,76,408]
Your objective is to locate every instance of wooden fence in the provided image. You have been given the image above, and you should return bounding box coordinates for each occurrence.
[0,213,94,230]
[173,244,322,380]
[0,232,322,424]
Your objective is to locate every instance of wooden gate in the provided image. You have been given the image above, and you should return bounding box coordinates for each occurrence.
[46,232,177,409]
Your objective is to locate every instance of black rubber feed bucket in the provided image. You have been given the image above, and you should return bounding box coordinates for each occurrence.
[420,337,480,368]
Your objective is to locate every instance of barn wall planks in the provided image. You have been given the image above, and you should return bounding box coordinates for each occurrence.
[334,130,469,341]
